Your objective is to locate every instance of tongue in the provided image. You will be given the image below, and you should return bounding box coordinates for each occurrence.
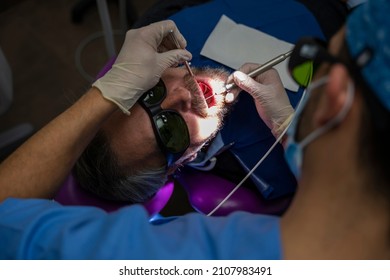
[197,81,216,107]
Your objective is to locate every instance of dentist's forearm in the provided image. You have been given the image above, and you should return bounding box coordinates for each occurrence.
[0,87,117,202]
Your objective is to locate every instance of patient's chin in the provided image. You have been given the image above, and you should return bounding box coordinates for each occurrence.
[167,153,198,175]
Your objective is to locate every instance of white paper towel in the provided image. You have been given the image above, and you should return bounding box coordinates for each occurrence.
[200,15,298,92]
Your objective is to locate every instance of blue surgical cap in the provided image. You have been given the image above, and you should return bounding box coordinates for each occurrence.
[346,0,390,111]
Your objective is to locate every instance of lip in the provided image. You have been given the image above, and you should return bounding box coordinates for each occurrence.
[196,80,216,108]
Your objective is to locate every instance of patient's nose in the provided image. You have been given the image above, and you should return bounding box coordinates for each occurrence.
[161,86,192,112]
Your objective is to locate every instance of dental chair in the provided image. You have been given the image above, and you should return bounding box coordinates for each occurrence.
[55,0,347,217]
[54,169,292,217]
[55,172,175,216]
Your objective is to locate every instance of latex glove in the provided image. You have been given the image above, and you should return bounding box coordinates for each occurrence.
[93,20,192,114]
[229,63,294,139]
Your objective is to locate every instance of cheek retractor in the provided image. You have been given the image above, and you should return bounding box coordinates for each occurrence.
[198,81,216,107]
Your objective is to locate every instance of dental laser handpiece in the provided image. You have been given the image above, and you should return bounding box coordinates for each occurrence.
[168,30,195,77]
[224,50,293,92]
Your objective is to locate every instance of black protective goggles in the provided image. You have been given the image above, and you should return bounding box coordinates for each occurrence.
[138,80,190,167]
[288,37,342,88]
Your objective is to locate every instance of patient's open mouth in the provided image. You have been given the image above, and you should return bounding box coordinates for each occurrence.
[197,81,216,107]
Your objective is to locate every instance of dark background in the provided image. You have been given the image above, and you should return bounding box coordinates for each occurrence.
[0,0,158,149]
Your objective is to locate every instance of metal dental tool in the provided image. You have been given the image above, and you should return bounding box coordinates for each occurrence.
[224,50,293,92]
[168,30,195,77]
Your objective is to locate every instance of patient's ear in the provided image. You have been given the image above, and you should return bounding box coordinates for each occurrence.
[313,64,351,127]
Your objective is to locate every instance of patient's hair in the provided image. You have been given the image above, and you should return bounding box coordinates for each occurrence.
[73,131,167,203]
[340,40,390,197]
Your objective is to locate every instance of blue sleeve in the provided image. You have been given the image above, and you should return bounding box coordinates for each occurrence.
[0,198,282,259]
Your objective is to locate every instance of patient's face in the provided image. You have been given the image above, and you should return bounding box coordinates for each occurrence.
[102,66,231,173]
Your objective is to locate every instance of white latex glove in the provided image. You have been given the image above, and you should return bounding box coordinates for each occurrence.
[229,63,294,139]
[93,20,192,114]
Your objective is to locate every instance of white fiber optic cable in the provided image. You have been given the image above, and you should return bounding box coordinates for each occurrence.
[206,89,307,216]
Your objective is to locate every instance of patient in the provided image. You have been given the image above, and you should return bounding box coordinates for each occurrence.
[74,66,232,203]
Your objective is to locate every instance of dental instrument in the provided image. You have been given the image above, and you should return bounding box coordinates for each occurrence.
[168,30,195,77]
[223,50,293,93]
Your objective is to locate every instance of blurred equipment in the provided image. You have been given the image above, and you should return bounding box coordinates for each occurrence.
[72,0,137,82]
[0,47,33,162]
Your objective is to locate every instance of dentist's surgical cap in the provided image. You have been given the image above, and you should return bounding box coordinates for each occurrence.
[346,0,390,111]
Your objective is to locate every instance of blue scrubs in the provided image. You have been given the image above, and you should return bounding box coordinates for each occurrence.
[0,198,281,259]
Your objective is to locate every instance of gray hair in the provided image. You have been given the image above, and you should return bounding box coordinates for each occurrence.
[74,131,168,203]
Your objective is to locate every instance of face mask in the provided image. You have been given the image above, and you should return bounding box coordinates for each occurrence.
[284,76,355,179]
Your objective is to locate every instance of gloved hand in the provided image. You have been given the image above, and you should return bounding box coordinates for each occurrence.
[93,20,192,114]
[227,63,294,139]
